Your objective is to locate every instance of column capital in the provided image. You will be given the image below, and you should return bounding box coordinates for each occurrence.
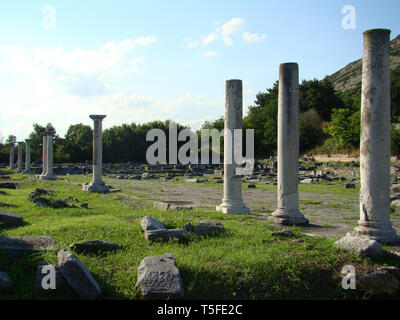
[25,139,31,143]
[46,130,56,136]
[89,114,107,121]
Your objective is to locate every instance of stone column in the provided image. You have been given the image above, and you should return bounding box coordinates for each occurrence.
[216,80,250,214]
[23,139,32,174]
[40,134,48,177]
[9,143,15,169]
[40,131,57,180]
[16,142,23,172]
[82,115,109,193]
[353,29,400,242]
[270,63,308,225]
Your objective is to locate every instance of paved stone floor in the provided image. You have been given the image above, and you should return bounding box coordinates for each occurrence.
[104,177,400,242]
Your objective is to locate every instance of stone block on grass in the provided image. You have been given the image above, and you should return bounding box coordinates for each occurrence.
[144,229,189,242]
[57,249,101,300]
[135,253,184,299]
[334,235,383,257]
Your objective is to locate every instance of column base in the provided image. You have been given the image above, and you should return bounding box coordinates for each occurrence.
[82,183,110,193]
[353,220,400,243]
[269,209,309,226]
[23,170,33,174]
[216,200,250,215]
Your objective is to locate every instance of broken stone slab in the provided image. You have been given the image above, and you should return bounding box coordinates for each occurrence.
[356,270,399,295]
[140,216,165,232]
[300,178,314,184]
[0,182,19,189]
[33,264,69,294]
[69,241,120,254]
[391,184,400,193]
[184,220,225,235]
[271,229,294,237]
[248,184,256,188]
[334,236,383,257]
[144,229,189,242]
[185,178,200,183]
[135,253,184,299]
[153,201,194,211]
[0,236,59,261]
[377,266,400,280]
[0,271,14,293]
[0,210,23,228]
[344,183,356,189]
[390,193,400,202]
[57,249,101,300]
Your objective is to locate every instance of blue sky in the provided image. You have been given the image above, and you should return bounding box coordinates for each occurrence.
[1,0,399,141]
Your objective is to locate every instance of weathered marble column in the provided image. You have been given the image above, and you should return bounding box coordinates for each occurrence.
[9,143,15,169]
[82,115,110,193]
[16,142,23,172]
[216,80,250,214]
[353,29,400,242]
[270,63,308,225]
[40,134,48,177]
[40,131,57,180]
[23,139,32,174]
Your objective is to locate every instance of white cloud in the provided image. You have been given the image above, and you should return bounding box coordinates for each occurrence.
[203,51,217,58]
[242,31,266,43]
[203,18,245,47]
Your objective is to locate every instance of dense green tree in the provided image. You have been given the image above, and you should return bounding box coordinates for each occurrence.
[391,66,400,121]
[57,123,93,163]
[299,79,344,121]
[325,108,360,149]
[244,82,279,158]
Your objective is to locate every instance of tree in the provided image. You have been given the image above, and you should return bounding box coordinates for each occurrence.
[57,123,93,162]
[28,123,60,163]
[325,108,360,149]
[244,82,279,158]
[299,108,324,154]
[300,79,344,121]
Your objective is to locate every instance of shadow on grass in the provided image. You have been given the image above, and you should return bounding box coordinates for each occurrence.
[0,250,127,300]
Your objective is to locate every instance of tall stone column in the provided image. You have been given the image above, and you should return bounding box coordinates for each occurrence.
[216,80,250,214]
[9,143,15,169]
[40,131,57,180]
[270,63,308,225]
[82,115,110,193]
[40,134,48,177]
[23,139,32,174]
[16,142,23,173]
[353,29,400,242]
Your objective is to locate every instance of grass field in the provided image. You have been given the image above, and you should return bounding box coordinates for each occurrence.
[0,170,399,300]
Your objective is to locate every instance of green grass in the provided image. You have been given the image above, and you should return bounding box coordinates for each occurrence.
[0,170,399,300]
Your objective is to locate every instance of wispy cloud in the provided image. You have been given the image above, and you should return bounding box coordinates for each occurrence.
[242,31,266,43]
[203,51,217,58]
[202,18,245,46]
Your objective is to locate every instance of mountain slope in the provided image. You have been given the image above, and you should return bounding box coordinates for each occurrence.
[326,34,400,92]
